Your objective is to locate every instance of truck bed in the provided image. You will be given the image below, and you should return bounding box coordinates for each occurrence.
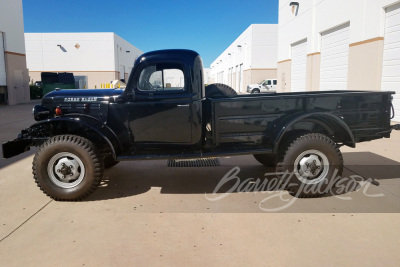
[210,90,394,148]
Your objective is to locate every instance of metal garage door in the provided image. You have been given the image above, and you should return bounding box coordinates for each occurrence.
[291,39,307,92]
[0,33,7,86]
[382,3,400,122]
[320,23,350,91]
[119,65,125,80]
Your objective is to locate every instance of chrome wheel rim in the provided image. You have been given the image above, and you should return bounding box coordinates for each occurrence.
[47,152,85,188]
[293,149,329,184]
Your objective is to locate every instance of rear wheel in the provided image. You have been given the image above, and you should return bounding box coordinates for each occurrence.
[276,133,343,198]
[32,135,103,201]
[205,83,237,98]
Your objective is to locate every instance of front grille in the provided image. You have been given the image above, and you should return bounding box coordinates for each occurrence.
[167,158,221,167]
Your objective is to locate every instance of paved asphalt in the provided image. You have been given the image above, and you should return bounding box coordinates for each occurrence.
[0,101,399,266]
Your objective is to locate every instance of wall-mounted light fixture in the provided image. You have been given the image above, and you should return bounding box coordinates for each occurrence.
[289,2,299,16]
[228,53,231,55]
[126,50,131,53]
[57,44,67,52]
[237,45,241,48]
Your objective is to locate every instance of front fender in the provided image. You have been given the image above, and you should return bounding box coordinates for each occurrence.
[5,116,124,160]
[271,112,355,154]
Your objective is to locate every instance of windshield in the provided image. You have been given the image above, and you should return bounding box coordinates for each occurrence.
[259,80,266,84]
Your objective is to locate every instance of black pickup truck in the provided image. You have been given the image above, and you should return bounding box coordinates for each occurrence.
[3,49,399,200]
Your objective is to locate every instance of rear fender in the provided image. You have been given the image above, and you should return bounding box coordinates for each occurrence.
[272,112,355,154]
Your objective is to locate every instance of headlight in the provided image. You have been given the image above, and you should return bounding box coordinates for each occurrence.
[33,105,50,121]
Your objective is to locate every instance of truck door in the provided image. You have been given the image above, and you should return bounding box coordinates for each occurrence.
[128,62,193,146]
[272,80,277,91]
[263,79,272,91]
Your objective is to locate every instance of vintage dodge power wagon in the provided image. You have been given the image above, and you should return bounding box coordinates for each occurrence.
[3,49,400,200]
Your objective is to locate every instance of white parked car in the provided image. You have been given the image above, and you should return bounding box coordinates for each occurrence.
[247,79,277,93]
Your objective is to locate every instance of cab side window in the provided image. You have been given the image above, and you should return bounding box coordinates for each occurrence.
[266,80,272,85]
[138,63,185,91]
[273,80,277,85]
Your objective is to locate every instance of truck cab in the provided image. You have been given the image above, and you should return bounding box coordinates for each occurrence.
[108,49,205,149]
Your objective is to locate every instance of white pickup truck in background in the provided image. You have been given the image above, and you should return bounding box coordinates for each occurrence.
[247,79,277,93]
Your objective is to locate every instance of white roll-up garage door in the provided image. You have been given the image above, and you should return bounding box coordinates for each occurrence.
[0,33,7,86]
[291,39,307,92]
[320,23,350,91]
[382,3,400,122]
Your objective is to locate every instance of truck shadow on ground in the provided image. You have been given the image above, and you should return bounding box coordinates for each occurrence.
[86,152,400,201]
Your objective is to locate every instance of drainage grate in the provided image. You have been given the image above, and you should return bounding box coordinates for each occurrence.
[167,158,221,167]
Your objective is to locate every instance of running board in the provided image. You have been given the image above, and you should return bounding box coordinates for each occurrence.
[117,148,273,161]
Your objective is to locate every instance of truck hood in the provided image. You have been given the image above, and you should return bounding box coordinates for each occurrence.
[36,89,125,122]
[248,84,262,88]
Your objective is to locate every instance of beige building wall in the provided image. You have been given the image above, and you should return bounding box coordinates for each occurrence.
[29,71,119,89]
[305,53,321,91]
[0,0,29,105]
[5,52,29,105]
[277,60,291,92]
[347,37,384,91]
[278,37,384,93]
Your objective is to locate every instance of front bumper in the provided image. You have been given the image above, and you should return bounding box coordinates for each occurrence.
[2,139,33,158]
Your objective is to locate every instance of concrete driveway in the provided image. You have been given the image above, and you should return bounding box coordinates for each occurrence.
[0,102,399,266]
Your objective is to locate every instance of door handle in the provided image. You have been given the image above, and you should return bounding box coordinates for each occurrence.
[177,104,189,107]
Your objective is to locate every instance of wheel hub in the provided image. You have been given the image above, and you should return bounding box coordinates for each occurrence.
[54,157,80,182]
[294,149,329,185]
[299,154,322,178]
[47,152,85,188]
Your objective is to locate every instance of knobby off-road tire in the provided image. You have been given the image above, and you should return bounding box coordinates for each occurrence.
[205,83,237,98]
[104,155,120,169]
[276,133,343,198]
[32,135,103,201]
[253,154,276,167]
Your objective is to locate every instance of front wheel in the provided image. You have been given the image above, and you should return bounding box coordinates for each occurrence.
[32,135,103,201]
[252,89,260,94]
[276,133,343,198]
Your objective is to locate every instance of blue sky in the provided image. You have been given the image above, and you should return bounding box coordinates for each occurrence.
[22,0,279,66]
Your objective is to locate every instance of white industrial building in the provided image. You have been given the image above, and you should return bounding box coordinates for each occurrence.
[203,67,210,84]
[277,0,400,122]
[210,24,278,93]
[25,33,143,89]
[0,0,30,105]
